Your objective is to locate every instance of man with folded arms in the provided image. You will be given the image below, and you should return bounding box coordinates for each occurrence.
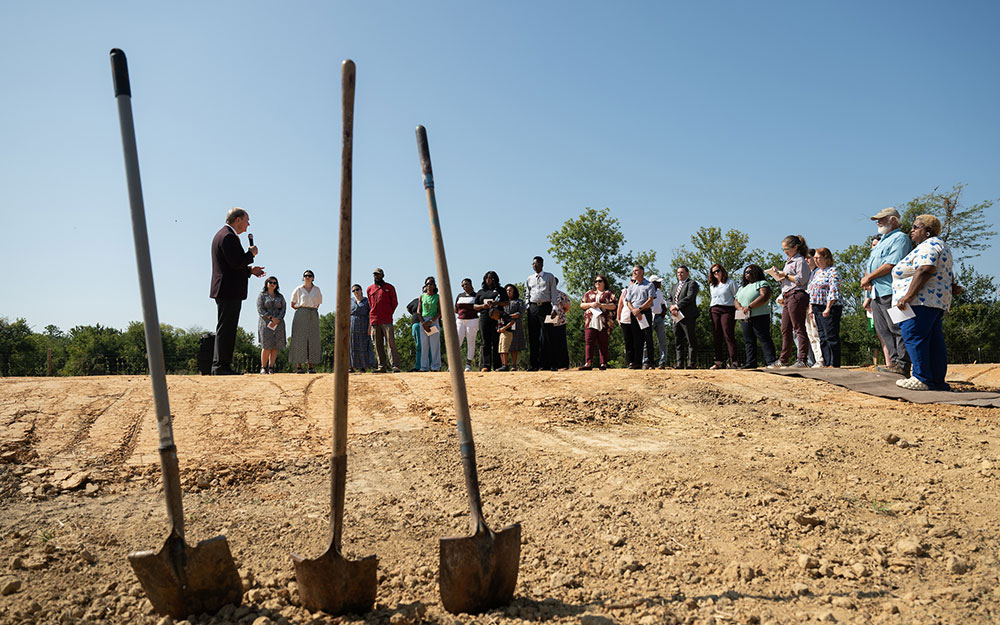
[861,207,912,375]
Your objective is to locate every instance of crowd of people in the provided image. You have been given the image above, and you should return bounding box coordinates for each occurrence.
[210,206,957,391]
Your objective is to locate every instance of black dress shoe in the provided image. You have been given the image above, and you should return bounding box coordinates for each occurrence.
[212,368,241,375]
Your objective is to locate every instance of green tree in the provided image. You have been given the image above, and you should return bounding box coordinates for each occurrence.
[547,207,657,295]
[62,325,124,375]
[898,183,996,260]
[0,318,34,376]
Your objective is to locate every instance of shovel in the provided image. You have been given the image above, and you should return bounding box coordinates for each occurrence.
[415,125,522,614]
[110,48,243,618]
[291,59,378,615]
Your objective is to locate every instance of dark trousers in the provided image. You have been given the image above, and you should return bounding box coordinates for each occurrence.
[479,316,501,370]
[779,289,809,364]
[741,314,778,367]
[551,324,569,368]
[584,327,610,366]
[710,305,739,365]
[631,310,654,368]
[812,304,842,367]
[213,298,242,372]
[527,302,553,369]
[674,316,698,368]
[621,322,634,367]
[898,306,949,390]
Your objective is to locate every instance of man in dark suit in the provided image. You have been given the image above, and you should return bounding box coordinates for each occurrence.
[670,265,700,369]
[209,207,265,374]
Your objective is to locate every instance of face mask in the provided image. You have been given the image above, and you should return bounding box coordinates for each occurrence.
[877,224,890,235]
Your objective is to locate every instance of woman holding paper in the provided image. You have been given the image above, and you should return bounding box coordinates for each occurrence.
[735,265,778,368]
[708,263,739,369]
[455,278,479,372]
[419,280,442,372]
[808,248,843,367]
[579,274,617,370]
[257,276,287,374]
[891,214,954,391]
[289,270,322,373]
[766,235,811,367]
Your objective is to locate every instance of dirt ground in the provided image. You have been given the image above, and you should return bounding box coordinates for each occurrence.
[2,364,1000,625]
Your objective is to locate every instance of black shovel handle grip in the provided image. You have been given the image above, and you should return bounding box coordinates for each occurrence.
[110,48,131,97]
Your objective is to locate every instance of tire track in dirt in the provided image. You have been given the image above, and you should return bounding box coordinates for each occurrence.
[55,389,130,456]
[101,396,152,466]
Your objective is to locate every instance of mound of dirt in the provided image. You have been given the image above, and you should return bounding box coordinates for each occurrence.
[1,365,999,624]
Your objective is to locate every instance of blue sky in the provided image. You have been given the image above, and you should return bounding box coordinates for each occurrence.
[3,1,998,337]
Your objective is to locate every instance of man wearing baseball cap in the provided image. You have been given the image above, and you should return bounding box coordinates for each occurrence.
[367,268,401,373]
[860,207,912,375]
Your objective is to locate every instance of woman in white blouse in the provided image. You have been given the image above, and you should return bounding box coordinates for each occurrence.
[289,270,323,373]
[708,263,739,369]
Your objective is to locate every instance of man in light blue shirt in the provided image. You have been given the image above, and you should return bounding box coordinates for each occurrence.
[861,207,912,374]
[626,265,656,369]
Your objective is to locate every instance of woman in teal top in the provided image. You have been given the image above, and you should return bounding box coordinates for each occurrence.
[419,280,442,371]
[734,265,778,368]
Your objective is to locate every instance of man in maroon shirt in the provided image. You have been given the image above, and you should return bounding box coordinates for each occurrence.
[366,268,401,373]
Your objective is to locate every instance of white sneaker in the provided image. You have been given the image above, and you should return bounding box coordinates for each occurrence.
[766,363,783,369]
[896,376,929,391]
[811,363,823,368]
[789,361,808,369]
[464,364,472,372]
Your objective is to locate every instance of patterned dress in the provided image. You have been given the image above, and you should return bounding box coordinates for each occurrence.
[350,297,377,369]
[256,291,287,349]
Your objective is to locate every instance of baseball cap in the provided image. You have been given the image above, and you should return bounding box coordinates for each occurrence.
[871,207,900,220]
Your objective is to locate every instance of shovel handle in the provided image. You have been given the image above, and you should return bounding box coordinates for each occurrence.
[110,48,184,538]
[416,126,487,531]
[329,59,356,550]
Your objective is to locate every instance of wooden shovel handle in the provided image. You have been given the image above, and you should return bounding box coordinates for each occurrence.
[110,48,184,538]
[416,126,487,531]
[330,59,356,550]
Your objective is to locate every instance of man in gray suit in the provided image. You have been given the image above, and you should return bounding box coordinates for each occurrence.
[670,266,700,369]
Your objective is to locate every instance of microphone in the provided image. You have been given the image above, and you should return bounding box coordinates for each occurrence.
[248,233,254,247]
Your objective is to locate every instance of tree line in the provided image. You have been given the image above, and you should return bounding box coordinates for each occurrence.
[2,184,997,376]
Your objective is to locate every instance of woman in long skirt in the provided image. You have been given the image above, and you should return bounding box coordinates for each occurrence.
[349,283,376,372]
[289,270,323,373]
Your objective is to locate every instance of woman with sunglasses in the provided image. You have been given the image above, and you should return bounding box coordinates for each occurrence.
[256,276,286,374]
[708,263,739,369]
[349,283,376,372]
[289,270,323,373]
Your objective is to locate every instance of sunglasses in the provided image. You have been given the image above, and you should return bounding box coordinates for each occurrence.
[303,275,314,278]
[712,269,722,274]
[352,287,361,292]
[266,281,277,284]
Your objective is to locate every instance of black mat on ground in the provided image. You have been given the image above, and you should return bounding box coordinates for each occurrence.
[761,367,1000,407]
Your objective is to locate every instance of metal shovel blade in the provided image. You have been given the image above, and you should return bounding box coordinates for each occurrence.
[292,548,378,614]
[128,531,243,618]
[439,522,521,614]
